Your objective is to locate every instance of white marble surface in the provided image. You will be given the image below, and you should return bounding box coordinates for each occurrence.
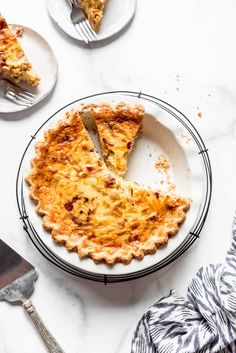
[0,0,236,352]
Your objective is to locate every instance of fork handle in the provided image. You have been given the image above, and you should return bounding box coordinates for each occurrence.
[23,300,65,353]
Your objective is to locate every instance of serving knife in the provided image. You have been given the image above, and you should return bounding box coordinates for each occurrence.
[0,239,65,353]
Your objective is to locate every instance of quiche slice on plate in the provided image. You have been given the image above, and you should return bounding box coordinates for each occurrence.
[0,14,40,86]
[25,107,191,265]
[84,102,144,177]
[78,0,108,31]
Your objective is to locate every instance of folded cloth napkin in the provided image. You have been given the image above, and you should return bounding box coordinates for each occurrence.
[131,216,236,353]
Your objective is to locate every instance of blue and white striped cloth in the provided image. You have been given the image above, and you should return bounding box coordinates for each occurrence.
[132,216,236,353]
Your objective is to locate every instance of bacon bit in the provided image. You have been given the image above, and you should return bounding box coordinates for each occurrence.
[72,216,82,226]
[64,202,73,211]
[155,192,159,198]
[97,159,103,167]
[84,197,89,202]
[87,234,95,240]
[86,165,95,172]
[127,142,132,149]
[15,26,24,37]
[79,210,83,214]
[166,204,176,210]
[81,143,88,150]
[63,135,72,142]
[72,195,79,203]
[129,234,140,242]
[149,215,158,222]
[102,138,114,147]
[131,222,140,229]
[105,177,116,187]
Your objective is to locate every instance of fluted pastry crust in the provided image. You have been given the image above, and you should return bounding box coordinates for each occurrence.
[26,107,190,265]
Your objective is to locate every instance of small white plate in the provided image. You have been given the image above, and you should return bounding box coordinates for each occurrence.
[21,93,205,277]
[0,25,58,113]
[46,0,137,43]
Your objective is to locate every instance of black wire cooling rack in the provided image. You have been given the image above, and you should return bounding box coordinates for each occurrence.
[16,90,212,284]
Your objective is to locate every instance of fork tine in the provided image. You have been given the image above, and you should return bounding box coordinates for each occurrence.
[5,91,32,107]
[75,23,89,44]
[10,85,37,99]
[8,88,35,103]
[84,20,97,41]
[7,90,34,105]
[80,21,94,42]
[78,22,91,43]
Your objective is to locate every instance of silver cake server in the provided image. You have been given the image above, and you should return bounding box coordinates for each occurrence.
[0,239,65,353]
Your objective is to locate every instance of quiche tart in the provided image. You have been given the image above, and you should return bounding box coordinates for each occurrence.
[84,102,144,177]
[0,14,40,86]
[76,0,108,31]
[26,107,191,265]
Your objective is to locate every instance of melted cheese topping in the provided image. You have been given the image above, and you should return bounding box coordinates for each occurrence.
[77,0,108,31]
[0,14,40,86]
[26,108,190,265]
[84,103,144,177]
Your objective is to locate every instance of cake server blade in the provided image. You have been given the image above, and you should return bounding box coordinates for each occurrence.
[0,238,37,302]
[0,239,65,353]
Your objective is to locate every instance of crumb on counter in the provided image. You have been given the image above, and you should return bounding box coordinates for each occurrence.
[197,111,203,118]
[155,154,170,171]
[168,183,176,192]
[180,133,191,143]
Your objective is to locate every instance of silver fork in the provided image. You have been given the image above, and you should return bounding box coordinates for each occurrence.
[1,80,37,107]
[67,0,98,44]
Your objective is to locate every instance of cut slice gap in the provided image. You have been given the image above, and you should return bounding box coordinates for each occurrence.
[82,102,144,177]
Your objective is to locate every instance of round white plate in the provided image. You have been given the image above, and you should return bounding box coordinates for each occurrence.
[47,0,137,43]
[20,93,205,277]
[0,25,58,113]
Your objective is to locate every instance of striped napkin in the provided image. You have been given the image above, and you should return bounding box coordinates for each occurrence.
[132,216,236,353]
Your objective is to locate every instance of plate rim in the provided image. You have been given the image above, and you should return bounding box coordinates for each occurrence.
[0,24,58,114]
[46,0,137,43]
[16,90,212,282]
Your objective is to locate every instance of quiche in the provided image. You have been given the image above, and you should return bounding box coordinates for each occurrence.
[0,14,40,86]
[77,0,108,31]
[83,102,144,177]
[26,107,191,265]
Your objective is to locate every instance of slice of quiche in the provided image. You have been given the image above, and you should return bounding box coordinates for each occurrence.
[78,0,108,31]
[0,14,40,86]
[85,102,144,177]
[25,108,191,265]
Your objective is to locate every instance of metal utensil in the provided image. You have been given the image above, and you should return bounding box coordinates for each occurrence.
[0,239,65,353]
[1,79,37,107]
[67,0,97,44]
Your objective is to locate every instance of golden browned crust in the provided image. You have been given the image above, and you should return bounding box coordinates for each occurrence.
[77,0,108,31]
[83,102,144,177]
[26,108,191,265]
[0,14,40,86]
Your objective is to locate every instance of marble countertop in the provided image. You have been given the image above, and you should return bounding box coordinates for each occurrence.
[1,0,236,352]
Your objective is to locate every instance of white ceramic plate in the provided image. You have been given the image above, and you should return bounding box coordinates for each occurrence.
[0,25,58,113]
[21,93,205,277]
[46,0,137,43]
